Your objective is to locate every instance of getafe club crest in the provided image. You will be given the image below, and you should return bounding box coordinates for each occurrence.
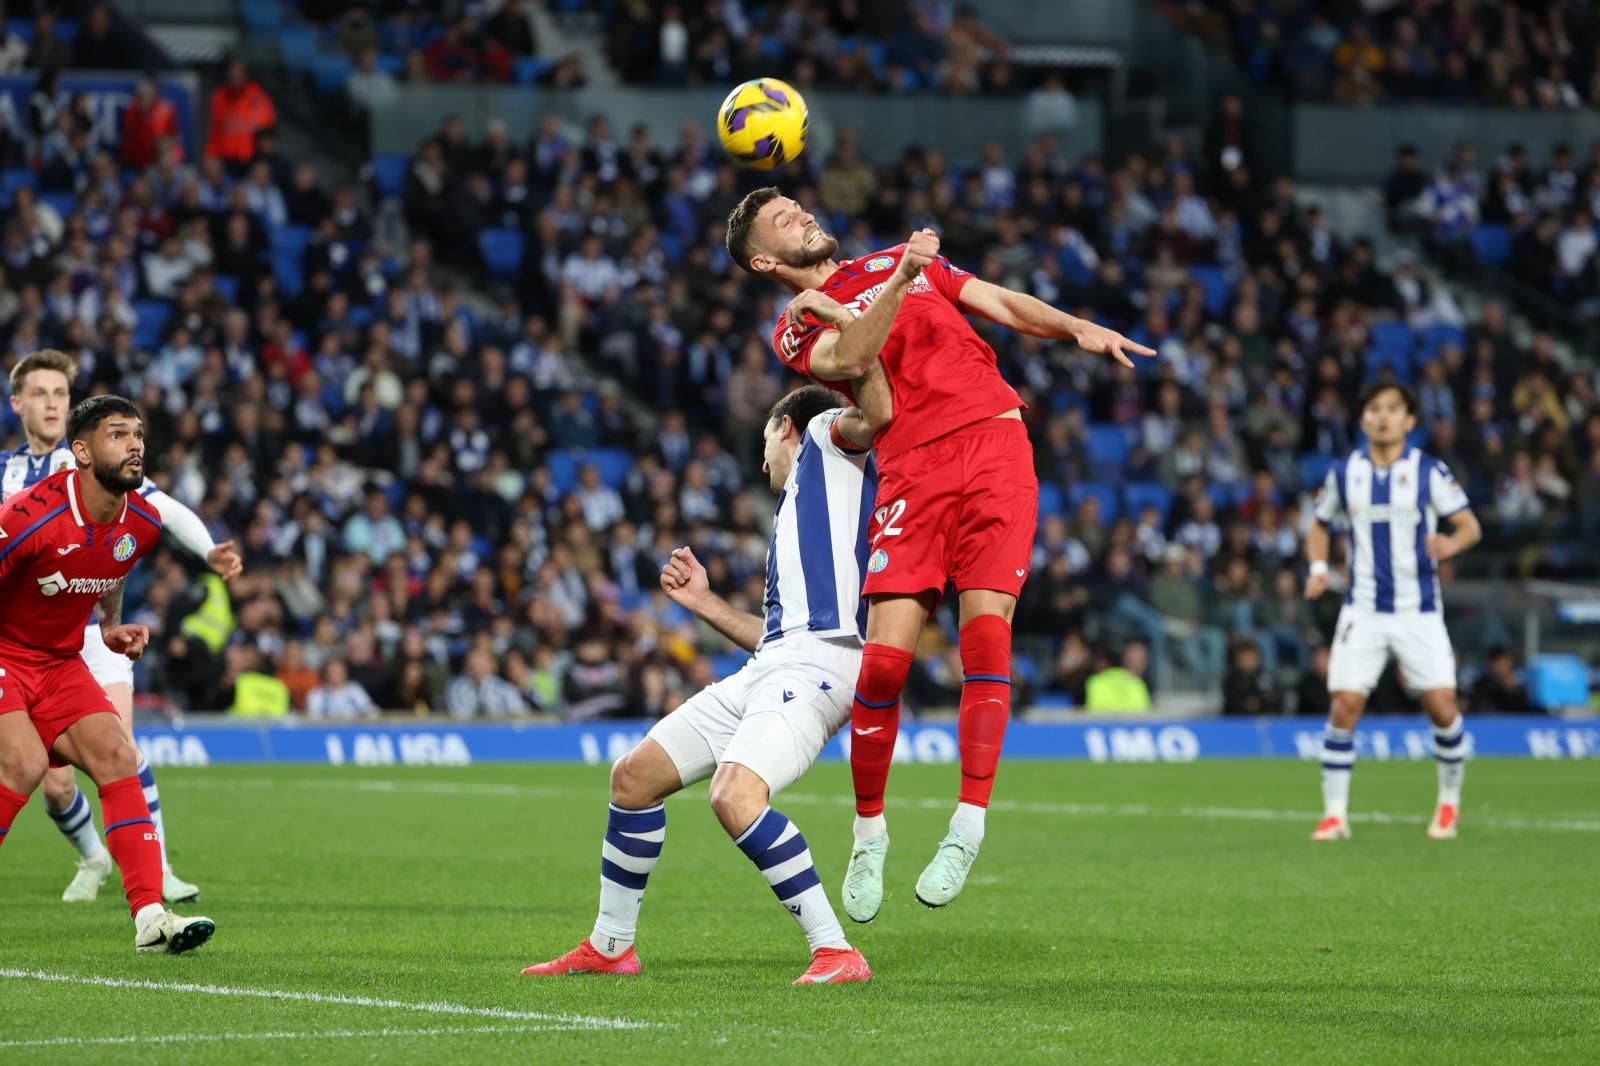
[112,533,137,562]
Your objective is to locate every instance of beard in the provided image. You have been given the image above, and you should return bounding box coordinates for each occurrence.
[776,230,838,268]
[94,455,144,494]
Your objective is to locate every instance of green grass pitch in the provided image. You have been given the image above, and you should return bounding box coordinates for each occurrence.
[0,759,1596,1064]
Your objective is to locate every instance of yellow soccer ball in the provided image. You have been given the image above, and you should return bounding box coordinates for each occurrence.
[716,78,808,170]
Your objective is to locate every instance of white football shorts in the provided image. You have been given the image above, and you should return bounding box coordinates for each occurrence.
[1327,605,1457,696]
[80,622,134,688]
[648,633,860,796]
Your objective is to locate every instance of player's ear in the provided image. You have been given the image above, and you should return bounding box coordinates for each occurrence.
[746,249,775,275]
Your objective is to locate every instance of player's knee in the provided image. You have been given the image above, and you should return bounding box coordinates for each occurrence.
[84,735,140,784]
[858,643,915,697]
[609,750,661,808]
[958,613,1012,673]
[40,766,77,809]
[1329,692,1365,727]
[0,747,47,796]
[707,764,765,829]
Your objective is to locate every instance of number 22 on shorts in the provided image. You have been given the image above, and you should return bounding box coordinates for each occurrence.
[873,499,906,544]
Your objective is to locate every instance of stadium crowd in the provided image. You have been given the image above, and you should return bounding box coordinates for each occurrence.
[1204,0,1599,109]
[2,50,1588,720]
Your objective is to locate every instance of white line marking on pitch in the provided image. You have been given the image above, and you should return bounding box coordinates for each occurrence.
[178,776,1600,833]
[0,1025,558,1050]
[0,970,658,1030]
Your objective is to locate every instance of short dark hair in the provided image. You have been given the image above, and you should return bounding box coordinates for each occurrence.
[1357,380,1418,416]
[67,394,142,444]
[767,384,844,434]
[726,186,782,272]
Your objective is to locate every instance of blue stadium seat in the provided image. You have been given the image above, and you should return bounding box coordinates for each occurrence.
[278,25,320,74]
[213,273,240,304]
[1369,321,1413,359]
[1299,453,1335,492]
[514,57,553,84]
[241,0,284,33]
[311,52,352,94]
[1037,482,1065,519]
[1418,322,1466,362]
[273,249,305,297]
[1366,346,1413,383]
[1528,654,1588,709]
[591,447,634,490]
[0,167,37,207]
[1189,264,1233,318]
[37,191,75,219]
[545,449,581,496]
[1122,481,1173,523]
[375,52,405,76]
[478,228,525,278]
[711,651,750,680]
[1068,482,1119,524]
[1471,223,1512,268]
[372,154,408,200]
[1085,423,1132,482]
[272,223,312,258]
[132,300,171,350]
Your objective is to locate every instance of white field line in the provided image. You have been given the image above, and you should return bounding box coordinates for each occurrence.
[0,1025,558,1050]
[0,970,658,1031]
[179,776,1600,833]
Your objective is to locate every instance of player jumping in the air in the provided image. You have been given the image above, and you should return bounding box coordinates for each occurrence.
[1304,382,1482,840]
[0,395,215,953]
[5,350,241,904]
[726,189,1153,919]
[522,385,882,985]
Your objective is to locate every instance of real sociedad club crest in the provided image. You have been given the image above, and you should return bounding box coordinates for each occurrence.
[112,533,137,562]
[863,255,894,272]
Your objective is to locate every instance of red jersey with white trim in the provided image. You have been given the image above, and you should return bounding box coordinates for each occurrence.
[770,245,1023,462]
[0,469,161,662]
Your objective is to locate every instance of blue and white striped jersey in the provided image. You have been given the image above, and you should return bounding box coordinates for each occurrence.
[1,440,75,499]
[760,409,879,649]
[1314,447,1471,614]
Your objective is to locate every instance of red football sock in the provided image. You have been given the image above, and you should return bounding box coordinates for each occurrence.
[0,783,27,849]
[850,643,914,818]
[100,776,163,916]
[957,615,1013,808]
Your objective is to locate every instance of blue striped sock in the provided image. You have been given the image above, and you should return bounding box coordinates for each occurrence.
[591,803,664,956]
[135,756,169,869]
[1321,725,1355,819]
[1433,716,1466,804]
[47,786,106,861]
[735,807,847,952]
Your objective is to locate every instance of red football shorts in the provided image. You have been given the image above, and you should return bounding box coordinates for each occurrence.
[0,650,117,767]
[863,417,1039,599]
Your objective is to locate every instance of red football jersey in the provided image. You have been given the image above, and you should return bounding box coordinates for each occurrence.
[770,246,1024,461]
[0,469,161,661]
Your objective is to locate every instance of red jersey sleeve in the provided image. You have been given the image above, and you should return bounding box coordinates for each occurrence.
[925,254,975,306]
[0,504,44,584]
[771,314,834,380]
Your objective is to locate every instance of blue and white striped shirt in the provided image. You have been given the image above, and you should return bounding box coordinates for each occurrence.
[1314,447,1471,614]
[760,409,879,649]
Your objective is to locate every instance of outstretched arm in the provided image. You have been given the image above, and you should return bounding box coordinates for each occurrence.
[957,278,1156,368]
[661,547,764,653]
[142,483,243,580]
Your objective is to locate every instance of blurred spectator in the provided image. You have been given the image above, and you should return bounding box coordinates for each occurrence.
[206,59,277,170]
[1220,638,1282,715]
[306,658,380,720]
[74,4,125,71]
[1084,643,1153,713]
[445,647,528,718]
[1470,646,1530,713]
[1295,645,1332,717]
[121,75,181,170]
[25,13,71,71]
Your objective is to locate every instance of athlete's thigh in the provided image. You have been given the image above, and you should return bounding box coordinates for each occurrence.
[34,658,128,774]
[950,421,1039,597]
[1391,612,1458,695]
[862,444,961,600]
[1326,606,1391,695]
[646,668,751,789]
[0,706,49,785]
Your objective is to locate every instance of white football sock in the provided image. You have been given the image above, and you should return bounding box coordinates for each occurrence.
[852,813,887,842]
[47,786,107,861]
[591,803,664,957]
[950,801,987,845]
[1321,724,1355,819]
[1433,716,1466,806]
